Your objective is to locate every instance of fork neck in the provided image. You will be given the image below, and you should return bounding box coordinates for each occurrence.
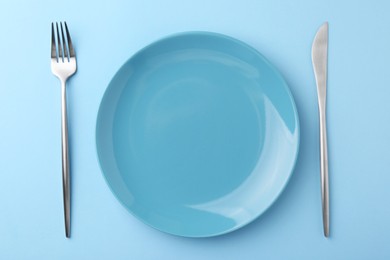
[60,80,66,90]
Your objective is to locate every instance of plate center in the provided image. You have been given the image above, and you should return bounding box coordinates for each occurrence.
[114,60,265,205]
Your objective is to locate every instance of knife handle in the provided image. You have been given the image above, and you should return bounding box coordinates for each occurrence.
[319,106,329,237]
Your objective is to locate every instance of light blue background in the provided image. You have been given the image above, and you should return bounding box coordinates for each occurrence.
[0,0,389,259]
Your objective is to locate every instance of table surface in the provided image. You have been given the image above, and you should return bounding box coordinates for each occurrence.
[1,0,389,259]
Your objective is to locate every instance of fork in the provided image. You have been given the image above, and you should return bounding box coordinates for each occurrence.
[51,21,77,238]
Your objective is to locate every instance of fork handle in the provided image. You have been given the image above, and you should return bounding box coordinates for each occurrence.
[319,105,329,237]
[61,80,71,238]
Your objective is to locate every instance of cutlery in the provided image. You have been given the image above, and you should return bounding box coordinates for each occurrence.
[312,22,329,237]
[51,22,77,238]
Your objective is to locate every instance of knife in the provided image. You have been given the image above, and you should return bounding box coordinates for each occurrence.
[311,22,329,237]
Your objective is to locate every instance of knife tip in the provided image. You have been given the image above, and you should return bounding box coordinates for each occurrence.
[318,22,328,32]
[320,22,329,32]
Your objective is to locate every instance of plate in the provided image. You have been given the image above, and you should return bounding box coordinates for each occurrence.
[96,32,299,237]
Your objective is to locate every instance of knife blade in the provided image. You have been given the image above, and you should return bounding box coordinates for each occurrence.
[311,22,329,237]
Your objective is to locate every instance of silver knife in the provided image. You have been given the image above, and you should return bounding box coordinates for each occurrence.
[311,22,329,237]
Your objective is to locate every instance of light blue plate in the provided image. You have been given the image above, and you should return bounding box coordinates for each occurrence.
[96,32,299,237]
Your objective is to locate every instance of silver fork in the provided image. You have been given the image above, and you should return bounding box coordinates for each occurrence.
[51,21,77,238]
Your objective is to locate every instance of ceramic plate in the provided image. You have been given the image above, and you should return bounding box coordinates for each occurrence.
[96,32,299,237]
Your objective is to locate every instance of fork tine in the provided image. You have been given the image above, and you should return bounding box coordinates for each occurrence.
[64,22,75,57]
[51,23,57,60]
[60,22,68,60]
[56,22,63,61]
